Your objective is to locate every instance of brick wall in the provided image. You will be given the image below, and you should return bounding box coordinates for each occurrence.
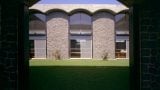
[139,4,160,89]
[0,3,1,62]
[93,12,115,60]
[46,12,69,59]
[1,1,20,89]
[1,0,29,90]
[0,3,3,89]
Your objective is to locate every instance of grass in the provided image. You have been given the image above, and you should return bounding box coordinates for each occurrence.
[30,59,129,66]
[29,59,129,90]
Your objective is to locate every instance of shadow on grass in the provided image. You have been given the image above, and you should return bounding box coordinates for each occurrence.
[29,66,129,90]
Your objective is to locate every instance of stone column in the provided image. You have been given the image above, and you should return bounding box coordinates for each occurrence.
[93,12,115,60]
[46,12,69,59]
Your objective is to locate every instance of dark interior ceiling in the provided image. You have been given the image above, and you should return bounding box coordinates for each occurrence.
[118,0,145,7]
[118,0,133,7]
[28,0,40,7]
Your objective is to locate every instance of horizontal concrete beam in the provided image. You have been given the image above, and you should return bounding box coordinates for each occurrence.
[29,4,128,15]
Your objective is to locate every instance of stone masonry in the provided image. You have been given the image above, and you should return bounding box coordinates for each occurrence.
[46,12,69,59]
[93,12,115,59]
[1,1,20,89]
[139,4,160,90]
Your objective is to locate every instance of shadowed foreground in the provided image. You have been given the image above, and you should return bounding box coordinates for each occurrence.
[30,64,129,90]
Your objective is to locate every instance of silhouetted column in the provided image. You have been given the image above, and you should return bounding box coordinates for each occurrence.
[1,0,29,90]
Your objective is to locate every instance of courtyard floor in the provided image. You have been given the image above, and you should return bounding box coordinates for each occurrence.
[29,59,129,90]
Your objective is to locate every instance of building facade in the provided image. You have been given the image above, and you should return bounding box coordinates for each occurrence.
[29,4,129,60]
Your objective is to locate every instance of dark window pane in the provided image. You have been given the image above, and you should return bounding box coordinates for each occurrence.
[116,41,126,49]
[70,39,80,58]
[29,14,46,35]
[70,13,92,35]
[115,41,126,58]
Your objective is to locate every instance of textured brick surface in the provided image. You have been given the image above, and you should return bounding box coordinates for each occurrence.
[1,1,19,90]
[139,4,160,90]
[46,12,69,59]
[0,4,1,62]
[93,12,115,59]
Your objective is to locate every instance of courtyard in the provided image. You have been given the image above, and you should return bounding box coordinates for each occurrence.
[29,59,129,90]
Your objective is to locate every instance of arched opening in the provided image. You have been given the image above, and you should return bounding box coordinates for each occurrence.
[69,12,92,59]
[29,12,47,59]
[115,12,129,59]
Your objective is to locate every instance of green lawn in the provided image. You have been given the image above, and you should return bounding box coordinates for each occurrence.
[29,59,129,90]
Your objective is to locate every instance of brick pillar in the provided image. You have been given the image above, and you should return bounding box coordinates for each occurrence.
[130,1,160,90]
[129,5,140,90]
[93,12,115,60]
[1,1,19,89]
[1,0,29,90]
[0,3,1,62]
[46,12,69,59]
[139,3,160,90]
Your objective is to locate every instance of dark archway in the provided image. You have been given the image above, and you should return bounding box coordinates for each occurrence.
[1,0,160,90]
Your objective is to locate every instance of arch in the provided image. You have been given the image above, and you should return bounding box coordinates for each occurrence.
[69,9,92,16]
[46,10,68,21]
[93,9,116,15]
[92,11,115,22]
[69,12,92,58]
[29,9,47,59]
[45,9,68,15]
[29,12,46,35]
[69,12,92,32]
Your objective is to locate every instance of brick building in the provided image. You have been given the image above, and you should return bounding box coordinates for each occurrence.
[29,4,129,60]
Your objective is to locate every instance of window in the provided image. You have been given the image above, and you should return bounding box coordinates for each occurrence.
[115,13,129,58]
[29,13,46,58]
[70,12,92,58]
[115,40,126,58]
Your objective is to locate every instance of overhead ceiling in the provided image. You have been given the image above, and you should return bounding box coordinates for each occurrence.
[28,0,40,7]
[118,0,145,7]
